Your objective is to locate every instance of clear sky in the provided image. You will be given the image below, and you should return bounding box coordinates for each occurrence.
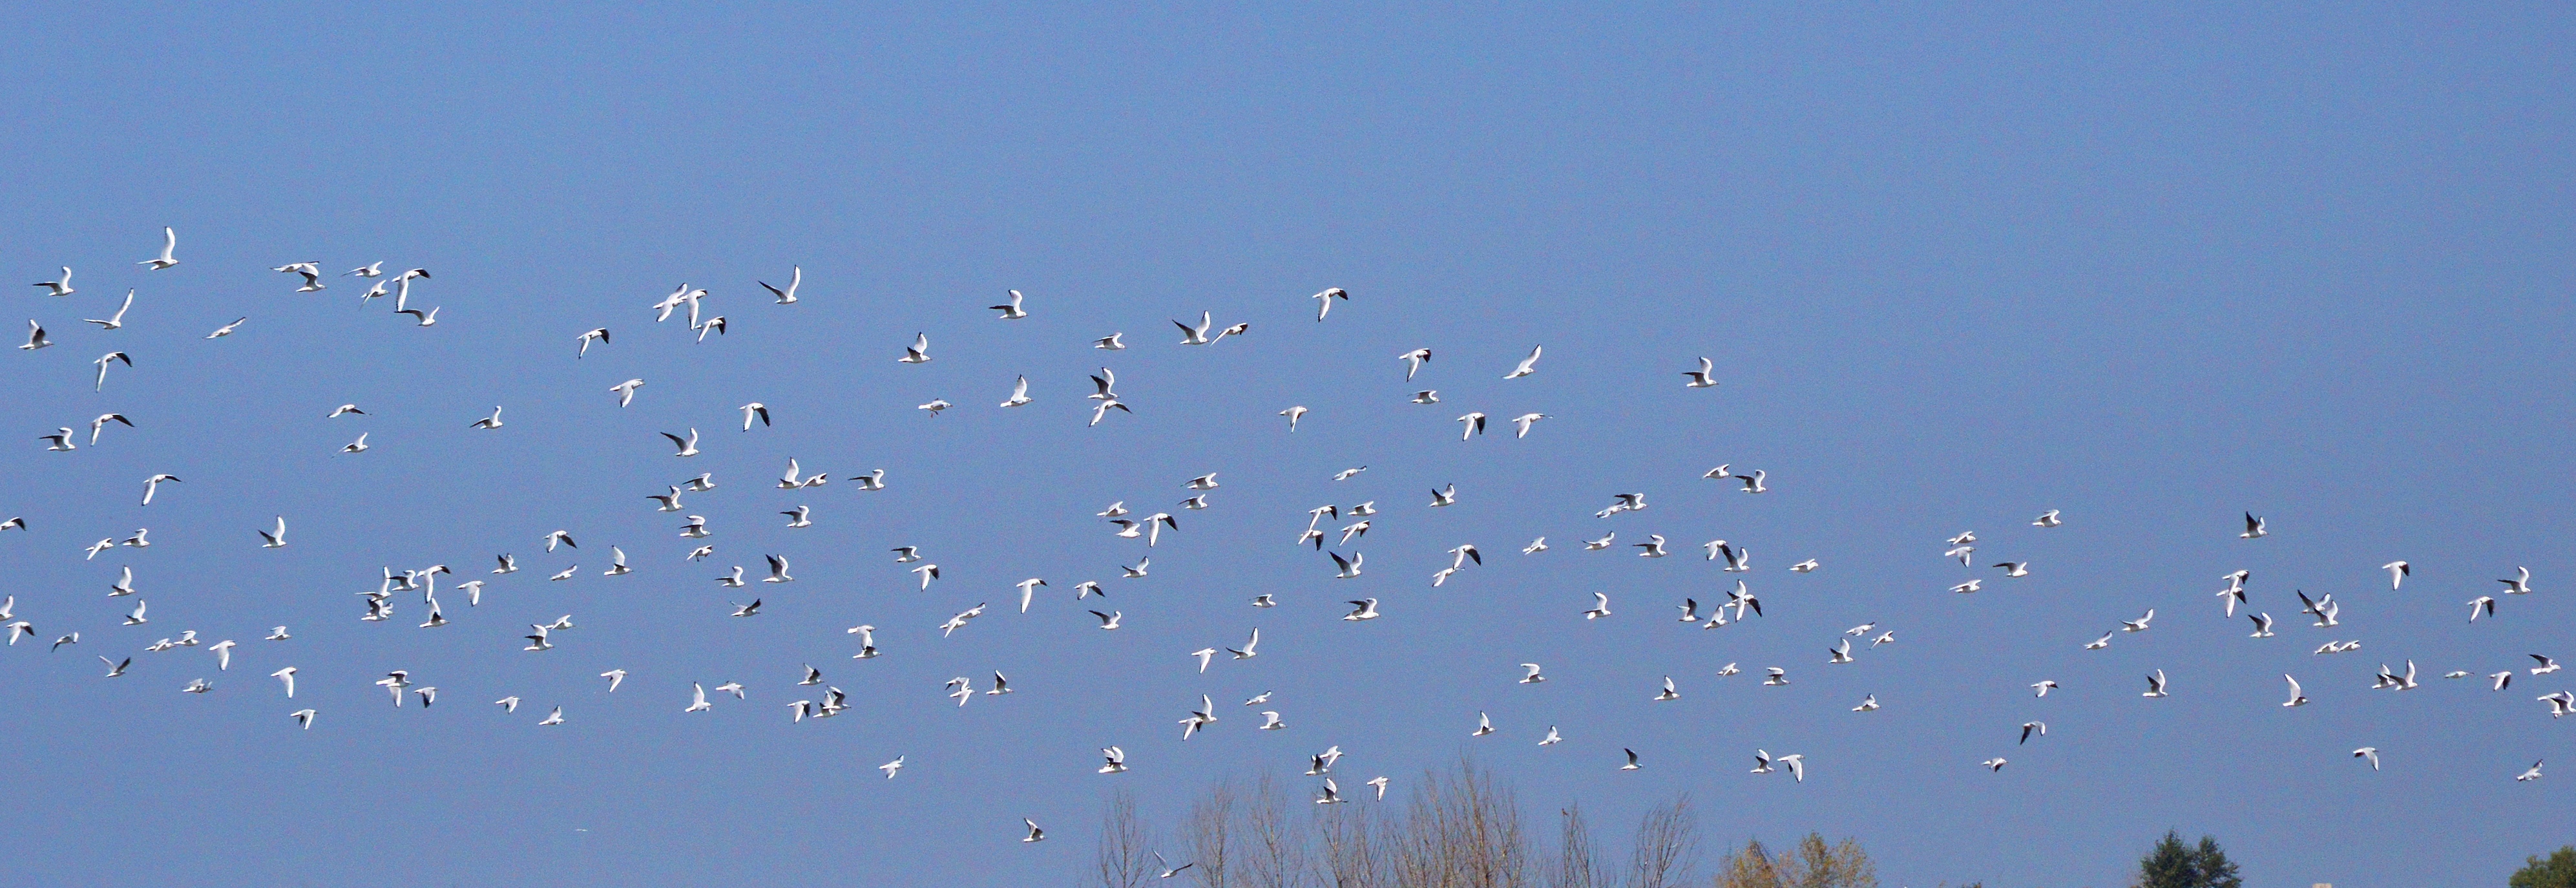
[3,4,2571,886]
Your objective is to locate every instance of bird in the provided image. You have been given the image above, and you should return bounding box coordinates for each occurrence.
[273,262,326,291]
[1343,599,1379,621]
[1582,593,1612,620]
[2517,760,2544,781]
[1471,712,1494,737]
[2533,655,2562,675]
[1279,405,1307,431]
[1681,356,1719,387]
[1398,348,1432,379]
[609,378,644,407]
[899,333,932,363]
[2351,747,2380,771]
[1733,470,1768,494]
[205,317,247,339]
[1173,312,1219,345]
[1791,558,1820,573]
[2018,721,2047,745]
[89,412,134,445]
[1002,377,1033,408]
[2120,609,2155,633]
[93,351,132,392]
[2033,510,2062,527]
[1429,484,1458,507]
[138,474,183,507]
[2142,670,2169,697]
[600,670,627,693]
[2382,560,2411,590]
[575,328,610,358]
[1981,758,2008,772]
[2241,512,2267,539]
[1093,332,1125,350]
[2248,612,2275,638]
[1620,749,1642,772]
[1828,639,1855,664]
[339,434,369,454]
[1777,754,1805,783]
[2469,596,2497,622]
[1993,561,2030,578]
[1510,413,1549,439]
[1503,345,1543,379]
[765,555,795,584]
[2500,566,2534,595]
[32,266,72,297]
[21,320,52,350]
[918,399,951,416]
[43,428,77,451]
[686,684,713,712]
[538,708,565,726]
[729,599,762,618]
[2282,674,2309,707]
[82,290,136,330]
[137,229,180,270]
[1412,390,1440,403]
[990,290,1029,319]
[100,657,130,677]
[759,266,801,304]
[470,407,504,430]
[1655,676,1680,701]
[1518,662,1547,684]
[1311,288,1348,321]
[2031,680,2057,697]
[1764,667,1789,686]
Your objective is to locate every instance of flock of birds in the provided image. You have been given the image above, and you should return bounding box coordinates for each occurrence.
[8,228,2562,857]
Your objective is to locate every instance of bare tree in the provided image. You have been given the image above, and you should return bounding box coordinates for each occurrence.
[1242,773,1309,888]
[1315,798,1385,888]
[1186,779,1237,888]
[1625,796,1696,888]
[1098,788,1154,888]
[1553,804,1607,888]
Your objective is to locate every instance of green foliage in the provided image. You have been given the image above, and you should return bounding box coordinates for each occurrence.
[2513,846,2576,888]
[2138,830,2242,888]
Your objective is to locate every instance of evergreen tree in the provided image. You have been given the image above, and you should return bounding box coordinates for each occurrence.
[2138,830,2242,888]
[2513,847,2576,888]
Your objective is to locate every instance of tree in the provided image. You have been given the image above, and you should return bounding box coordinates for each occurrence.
[2513,846,2576,888]
[1712,834,1873,888]
[2137,830,2242,888]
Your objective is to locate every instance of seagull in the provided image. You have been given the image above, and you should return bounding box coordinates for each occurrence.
[1173,312,1218,345]
[600,670,627,693]
[2517,760,2544,781]
[1764,667,1789,686]
[2352,747,2380,771]
[2033,509,2062,527]
[258,516,288,549]
[764,555,795,584]
[92,351,133,392]
[2084,631,2112,651]
[1518,662,1547,684]
[83,290,136,330]
[1390,348,1437,382]
[329,403,368,418]
[395,306,438,326]
[899,332,931,363]
[2121,609,2154,632]
[1471,712,1494,737]
[2469,596,2497,622]
[2500,566,2534,595]
[21,320,52,350]
[2281,673,2309,707]
[1618,748,1642,772]
[1582,593,1612,620]
[32,267,72,297]
[2016,721,2047,745]
[1733,470,1770,494]
[729,599,762,618]
[1951,579,1984,595]
[1329,551,1364,579]
[2248,612,2275,637]
[1993,562,2031,578]
[686,683,713,712]
[2032,680,2057,697]
[538,708,564,726]
[993,377,1034,408]
[2241,512,2267,539]
[1429,484,1458,507]
[1310,287,1349,321]
[1655,675,1680,701]
[989,290,1029,319]
[2534,655,2562,675]
[1510,413,1549,439]
[1089,398,1134,427]
[1343,598,1379,621]
[1791,558,1820,573]
[135,229,180,270]
[1828,639,1855,664]
[759,266,800,304]
[470,406,504,429]
[266,626,289,640]
[43,428,79,452]
[2382,560,2411,590]
[1778,754,1805,783]
[780,505,811,527]
[917,399,951,416]
[911,563,939,589]
[339,433,369,454]
[273,262,326,291]
[609,378,644,407]
[1502,345,1542,379]
[574,328,611,359]
[1228,629,1259,659]
[89,412,134,445]
[99,656,130,677]
[1682,356,1718,387]
[1332,467,1368,481]
[1250,595,1275,608]
[138,474,183,507]
[1123,558,1151,578]
[603,547,632,576]
[205,317,247,339]
[1093,332,1125,350]
[2142,670,2169,698]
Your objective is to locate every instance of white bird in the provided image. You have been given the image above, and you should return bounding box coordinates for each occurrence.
[2085,631,2112,650]
[2121,609,2155,633]
[918,399,951,416]
[1279,405,1307,431]
[2248,612,2275,638]
[2142,670,2169,698]
[273,262,326,291]
[1619,749,1642,772]
[1429,484,1458,507]
[259,516,288,549]
[1412,390,1440,403]
[1343,598,1379,621]
[686,683,713,712]
[32,266,72,297]
[1173,312,1218,345]
[1509,413,1548,439]
[1733,470,1768,494]
[764,555,795,584]
[600,670,627,693]
[1502,345,1542,379]
[1993,561,2031,578]
[759,266,801,304]
[2382,560,2411,590]
[609,378,644,407]
[1682,357,1718,388]
[898,332,932,363]
[1471,712,1494,737]
[1518,662,1547,684]
[912,563,940,590]
[1001,377,1033,408]
[205,317,247,339]
[1310,287,1349,321]
[340,434,369,454]
[89,412,134,445]
[990,290,1029,319]
[1456,412,1486,439]
[2282,674,2309,706]
[2517,760,2544,781]
[1523,537,1549,554]
[1828,639,1855,664]
[1329,551,1364,579]
[2353,747,2380,771]
[2033,509,2062,527]
[21,320,52,351]
[780,505,811,528]
[93,351,131,392]
[1764,667,1789,686]
[2500,566,2535,595]
[1655,675,1680,701]
[1852,695,1880,712]
[2241,512,2267,539]
[2469,596,2497,622]
[470,406,504,430]
[603,547,631,576]
[1634,534,1669,558]
[1582,593,1612,620]
[538,708,564,726]
[2031,680,2057,697]
[1791,558,1820,573]
[1123,558,1151,578]
[1094,332,1125,350]
[83,290,136,330]
[2533,654,2562,675]
[138,229,179,270]
[138,473,182,507]
[1778,754,1805,783]
[267,626,289,640]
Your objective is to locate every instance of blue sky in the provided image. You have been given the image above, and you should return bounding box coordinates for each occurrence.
[3,4,2571,885]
